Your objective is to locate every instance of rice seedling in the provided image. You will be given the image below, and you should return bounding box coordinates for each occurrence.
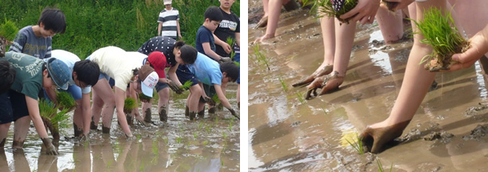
[226,37,236,59]
[194,132,198,139]
[56,92,76,111]
[151,140,158,155]
[296,92,305,104]
[279,76,288,91]
[345,133,364,154]
[315,0,359,24]
[180,80,193,90]
[253,44,270,70]
[203,140,209,146]
[176,137,182,144]
[377,159,393,172]
[205,124,211,133]
[39,99,70,142]
[412,7,469,72]
[138,93,152,102]
[124,98,137,114]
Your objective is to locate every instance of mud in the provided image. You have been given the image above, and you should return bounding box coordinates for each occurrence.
[0,83,239,171]
[248,1,488,171]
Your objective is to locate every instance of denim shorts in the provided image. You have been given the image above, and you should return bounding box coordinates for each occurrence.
[99,72,115,88]
[176,65,198,89]
[0,90,30,124]
[234,53,240,84]
[155,82,169,92]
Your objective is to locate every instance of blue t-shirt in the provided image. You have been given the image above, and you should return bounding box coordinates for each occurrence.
[9,25,52,59]
[187,53,222,85]
[195,25,215,57]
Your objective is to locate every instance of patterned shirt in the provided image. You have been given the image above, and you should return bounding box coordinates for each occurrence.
[9,25,52,59]
[137,36,177,67]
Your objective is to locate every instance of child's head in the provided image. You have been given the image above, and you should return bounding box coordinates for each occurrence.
[203,6,223,32]
[220,61,239,83]
[0,59,16,94]
[44,58,71,90]
[163,0,172,8]
[73,60,100,88]
[133,65,159,98]
[175,45,197,65]
[38,7,66,37]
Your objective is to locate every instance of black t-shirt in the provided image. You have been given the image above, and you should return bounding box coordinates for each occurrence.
[214,8,240,57]
[137,36,177,67]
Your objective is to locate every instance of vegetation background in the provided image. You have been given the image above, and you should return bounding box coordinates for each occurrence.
[0,0,240,59]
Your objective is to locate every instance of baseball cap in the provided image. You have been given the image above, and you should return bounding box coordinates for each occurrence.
[138,65,159,97]
[147,51,167,79]
[46,58,71,90]
[164,0,172,5]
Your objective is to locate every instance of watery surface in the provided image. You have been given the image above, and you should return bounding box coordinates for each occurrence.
[249,2,488,171]
[0,84,240,171]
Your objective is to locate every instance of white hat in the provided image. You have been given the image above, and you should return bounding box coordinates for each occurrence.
[141,71,159,97]
[164,0,172,5]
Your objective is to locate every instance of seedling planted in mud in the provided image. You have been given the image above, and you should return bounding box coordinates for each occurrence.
[412,7,469,72]
[315,0,358,24]
[377,159,393,172]
[296,92,305,104]
[345,133,364,155]
[279,76,288,91]
[253,44,270,70]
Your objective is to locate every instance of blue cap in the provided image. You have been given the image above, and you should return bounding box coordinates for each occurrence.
[46,58,71,90]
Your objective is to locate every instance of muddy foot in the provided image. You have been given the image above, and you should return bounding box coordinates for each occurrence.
[102,126,110,134]
[73,123,83,137]
[126,114,134,126]
[189,112,196,121]
[159,106,167,122]
[144,108,152,123]
[90,120,97,130]
[198,109,205,119]
[185,106,189,117]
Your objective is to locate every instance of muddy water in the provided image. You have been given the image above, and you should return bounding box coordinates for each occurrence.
[249,2,488,171]
[0,83,240,171]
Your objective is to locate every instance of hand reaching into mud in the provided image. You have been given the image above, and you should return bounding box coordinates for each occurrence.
[340,0,381,25]
[41,138,58,155]
[168,80,184,94]
[292,65,333,87]
[227,108,240,120]
[204,96,217,106]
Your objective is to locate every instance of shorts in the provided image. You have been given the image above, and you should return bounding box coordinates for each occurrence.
[155,82,169,92]
[176,65,198,89]
[199,84,216,103]
[99,73,115,88]
[0,90,30,123]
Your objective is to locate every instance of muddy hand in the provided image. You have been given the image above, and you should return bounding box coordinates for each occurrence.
[292,65,333,87]
[41,138,58,155]
[168,80,184,94]
[219,57,232,63]
[204,97,216,106]
[305,75,327,99]
[227,108,240,120]
[359,120,411,153]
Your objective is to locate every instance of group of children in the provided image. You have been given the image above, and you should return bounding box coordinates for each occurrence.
[0,0,240,155]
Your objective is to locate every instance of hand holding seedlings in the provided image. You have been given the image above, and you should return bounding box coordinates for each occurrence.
[379,0,414,11]
[339,0,380,25]
[448,24,488,71]
[168,80,184,94]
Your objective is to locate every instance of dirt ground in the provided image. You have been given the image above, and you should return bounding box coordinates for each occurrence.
[248,1,488,171]
[0,84,240,171]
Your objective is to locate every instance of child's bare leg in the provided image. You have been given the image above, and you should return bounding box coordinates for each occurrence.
[317,16,335,73]
[91,80,104,127]
[157,87,170,121]
[376,7,404,43]
[256,0,283,42]
[92,80,116,133]
[73,99,83,136]
[114,88,132,137]
[12,116,31,148]
[0,123,10,147]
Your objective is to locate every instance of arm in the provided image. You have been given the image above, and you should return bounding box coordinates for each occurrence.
[235,32,240,47]
[177,21,182,39]
[213,34,232,54]
[26,96,58,154]
[158,22,162,36]
[202,42,223,61]
[81,93,91,136]
[339,0,381,25]
[168,65,182,86]
[213,84,232,109]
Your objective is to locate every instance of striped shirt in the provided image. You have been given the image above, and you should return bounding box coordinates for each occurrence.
[158,8,179,40]
[9,25,52,59]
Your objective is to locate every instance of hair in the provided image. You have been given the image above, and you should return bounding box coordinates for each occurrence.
[73,60,100,86]
[204,6,223,22]
[0,59,16,94]
[132,68,140,82]
[174,40,185,50]
[220,62,239,82]
[180,45,197,64]
[38,7,66,34]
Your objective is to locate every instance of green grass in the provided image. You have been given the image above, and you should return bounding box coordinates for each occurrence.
[253,44,270,70]
[412,7,469,71]
[345,133,364,155]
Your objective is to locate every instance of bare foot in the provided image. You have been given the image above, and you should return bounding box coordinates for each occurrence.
[254,34,275,44]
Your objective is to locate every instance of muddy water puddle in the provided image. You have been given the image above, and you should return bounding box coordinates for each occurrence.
[249,2,488,171]
[0,83,240,171]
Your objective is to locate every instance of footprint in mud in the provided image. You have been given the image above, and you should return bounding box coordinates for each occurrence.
[423,131,454,143]
[464,102,488,121]
[462,124,488,140]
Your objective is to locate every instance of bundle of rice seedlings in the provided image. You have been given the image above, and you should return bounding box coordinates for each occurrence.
[316,0,358,23]
[138,93,152,102]
[381,0,399,12]
[412,7,469,72]
[56,91,76,112]
[39,99,70,142]
[124,97,137,114]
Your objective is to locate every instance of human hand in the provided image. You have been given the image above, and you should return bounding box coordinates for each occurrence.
[168,80,184,94]
[219,57,232,63]
[41,138,58,155]
[447,32,488,71]
[340,0,381,25]
[227,108,240,120]
[380,0,414,11]
[204,96,216,106]
[179,34,183,40]
[223,43,232,54]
